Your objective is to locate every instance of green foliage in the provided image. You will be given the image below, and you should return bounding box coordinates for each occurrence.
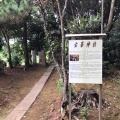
[103,21,120,66]
[0,37,4,50]
[0,0,32,24]
[80,107,88,120]
[103,18,120,74]
[10,41,24,66]
[0,46,7,64]
[28,17,45,51]
[67,13,101,34]
[49,102,55,111]
[45,9,59,30]
[71,83,76,92]
[56,78,63,92]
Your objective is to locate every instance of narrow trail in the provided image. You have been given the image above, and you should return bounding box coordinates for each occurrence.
[4,64,55,120]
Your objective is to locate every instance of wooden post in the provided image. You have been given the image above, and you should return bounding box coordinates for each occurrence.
[69,83,72,120]
[99,36,103,120]
[99,84,102,120]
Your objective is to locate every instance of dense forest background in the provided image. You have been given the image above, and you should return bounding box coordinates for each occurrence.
[0,0,119,68]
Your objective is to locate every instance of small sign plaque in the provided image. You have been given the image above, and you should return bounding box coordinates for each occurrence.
[69,39,102,84]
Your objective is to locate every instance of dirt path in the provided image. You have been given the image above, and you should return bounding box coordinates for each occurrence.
[21,69,62,120]
[0,65,47,120]
[4,64,55,120]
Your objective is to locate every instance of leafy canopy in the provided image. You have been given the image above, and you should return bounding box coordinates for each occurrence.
[0,0,33,25]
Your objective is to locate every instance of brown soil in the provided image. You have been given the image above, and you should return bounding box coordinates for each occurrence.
[75,79,120,120]
[21,69,62,120]
[0,65,120,120]
[0,65,48,120]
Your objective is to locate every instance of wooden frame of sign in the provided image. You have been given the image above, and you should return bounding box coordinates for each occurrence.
[65,33,106,120]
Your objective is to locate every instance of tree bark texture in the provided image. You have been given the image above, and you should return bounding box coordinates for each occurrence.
[107,0,116,32]
[56,0,68,101]
[23,20,29,68]
[1,28,13,68]
[38,0,48,34]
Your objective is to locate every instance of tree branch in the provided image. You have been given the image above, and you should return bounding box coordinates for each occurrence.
[56,0,62,18]
[106,0,116,32]
[62,0,68,18]
[37,0,48,34]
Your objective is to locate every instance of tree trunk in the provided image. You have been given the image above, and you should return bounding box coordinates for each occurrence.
[23,20,29,68]
[56,0,68,101]
[38,0,48,34]
[61,16,68,101]
[1,29,13,68]
[106,0,116,32]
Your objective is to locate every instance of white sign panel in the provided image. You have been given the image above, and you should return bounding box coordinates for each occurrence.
[69,40,102,84]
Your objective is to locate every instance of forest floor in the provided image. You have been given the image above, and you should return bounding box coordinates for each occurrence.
[0,64,120,120]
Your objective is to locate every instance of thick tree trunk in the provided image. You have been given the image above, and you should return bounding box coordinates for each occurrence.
[23,21,29,68]
[107,0,116,32]
[1,29,13,68]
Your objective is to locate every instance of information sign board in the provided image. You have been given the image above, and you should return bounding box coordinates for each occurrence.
[69,39,102,84]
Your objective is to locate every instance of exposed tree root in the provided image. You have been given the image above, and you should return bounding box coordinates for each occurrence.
[61,90,109,120]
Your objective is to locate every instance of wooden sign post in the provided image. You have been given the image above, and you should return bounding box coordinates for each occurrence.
[66,33,106,120]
